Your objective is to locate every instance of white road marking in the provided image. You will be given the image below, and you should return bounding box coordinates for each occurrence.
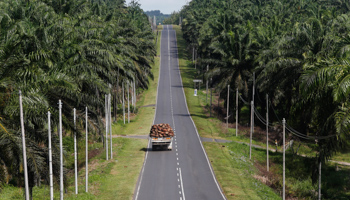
[179,168,186,200]
[177,162,179,165]
[135,26,164,200]
[173,29,226,200]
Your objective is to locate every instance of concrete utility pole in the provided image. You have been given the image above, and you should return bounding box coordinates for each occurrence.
[210,78,212,117]
[131,83,134,111]
[85,107,88,193]
[195,49,197,69]
[128,82,130,123]
[266,94,269,172]
[48,111,53,200]
[192,47,194,64]
[236,88,238,137]
[123,81,125,124]
[58,100,63,200]
[109,93,113,159]
[105,95,108,160]
[206,65,209,104]
[134,80,136,109]
[74,108,78,194]
[226,85,230,129]
[19,91,29,200]
[250,101,253,160]
[283,118,286,200]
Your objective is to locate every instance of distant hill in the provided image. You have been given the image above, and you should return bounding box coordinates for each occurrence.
[144,10,170,25]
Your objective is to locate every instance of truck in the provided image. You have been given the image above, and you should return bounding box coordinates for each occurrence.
[149,123,174,150]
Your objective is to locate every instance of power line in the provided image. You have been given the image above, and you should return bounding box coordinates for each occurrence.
[238,92,336,140]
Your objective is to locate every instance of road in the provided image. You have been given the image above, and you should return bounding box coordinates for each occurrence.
[134,25,226,200]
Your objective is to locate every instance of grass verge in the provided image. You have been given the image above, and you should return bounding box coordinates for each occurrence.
[0,26,162,200]
[173,25,350,199]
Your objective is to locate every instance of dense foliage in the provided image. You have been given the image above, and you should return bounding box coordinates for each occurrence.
[144,10,170,25]
[0,0,155,196]
[178,0,350,188]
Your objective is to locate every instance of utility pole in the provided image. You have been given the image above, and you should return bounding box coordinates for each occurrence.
[250,73,255,159]
[48,111,53,200]
[206,65,209,104]
[109,93,113,159]
[85,107,88,193]
[226,85,230,129]
[128,82,130,123]
[283,118,286,200]
[134,80,136,109]
[192,46,194,64]
[59,100,63,200]
[210,78,212,117]
[195,49,197,69]
[236,88,238,137]
[123,81,125,124]
[266,94,269,172]
[74,108,78,194]
[250,101,253,160]
[19,91,29,200]
[131,82,134,112]
[105,95,108,160]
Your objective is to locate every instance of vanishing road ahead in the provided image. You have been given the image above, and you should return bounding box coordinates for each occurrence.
[134,25,226,200]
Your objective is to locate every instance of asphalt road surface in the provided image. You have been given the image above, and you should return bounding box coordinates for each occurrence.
[134,25,226,200]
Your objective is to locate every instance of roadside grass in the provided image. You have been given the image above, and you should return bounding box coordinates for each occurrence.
[0,27,162,199]
[173,25,350,199]
[112,26,162,136]
[173,25,279,199]
[204,142,280,200]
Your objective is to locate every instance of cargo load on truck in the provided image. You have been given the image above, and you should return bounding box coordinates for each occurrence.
[150,123,174,150]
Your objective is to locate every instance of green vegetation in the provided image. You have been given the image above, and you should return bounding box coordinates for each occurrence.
[173,23,350,199]
[0,22,162,200]
[168,1,350,197]
[0,0,156,198]
[176,0,350,166]
[144,10,170,24]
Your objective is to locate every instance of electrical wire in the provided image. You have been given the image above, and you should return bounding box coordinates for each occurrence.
[238,91,336,140]
[238,94,250,105]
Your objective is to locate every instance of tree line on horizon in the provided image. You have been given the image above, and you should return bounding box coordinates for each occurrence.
[0,0,155,197]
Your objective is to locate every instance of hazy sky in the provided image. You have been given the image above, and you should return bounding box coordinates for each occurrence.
[125,0,190,14]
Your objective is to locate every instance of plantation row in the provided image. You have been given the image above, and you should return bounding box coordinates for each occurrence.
[167,0,350,169]
[0,0,155,197]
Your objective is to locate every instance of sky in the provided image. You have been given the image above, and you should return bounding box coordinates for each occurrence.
[125,0,190,14]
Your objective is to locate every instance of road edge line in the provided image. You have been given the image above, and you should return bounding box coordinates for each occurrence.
[134,27,163,200]
[173,25,227,200]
